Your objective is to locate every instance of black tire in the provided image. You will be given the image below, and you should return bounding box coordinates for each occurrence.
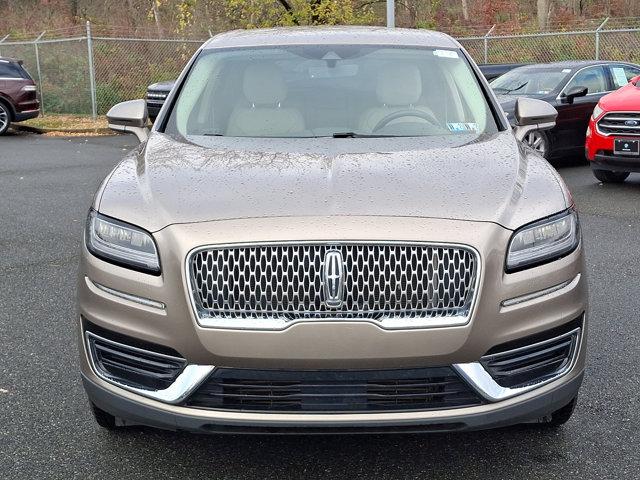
[0,101,11,136]
[541,396,578,428]
[91,402,117,430]
[523,130,551,159]
[593,169,630,183]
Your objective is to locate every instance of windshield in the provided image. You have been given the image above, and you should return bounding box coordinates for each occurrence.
[491,68,572,95]
[164,45,498,139]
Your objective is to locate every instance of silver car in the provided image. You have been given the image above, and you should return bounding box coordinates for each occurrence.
[78,27,587,434]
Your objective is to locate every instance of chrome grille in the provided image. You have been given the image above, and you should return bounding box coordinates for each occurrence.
[597,112,640,136]
[188,243,479,329]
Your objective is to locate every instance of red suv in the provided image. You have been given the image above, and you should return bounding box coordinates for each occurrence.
[586,75,640,182]
[0,57,40,135]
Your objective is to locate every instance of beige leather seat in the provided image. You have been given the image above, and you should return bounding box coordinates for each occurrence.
[359,64,435,133]
[226,63,305,137]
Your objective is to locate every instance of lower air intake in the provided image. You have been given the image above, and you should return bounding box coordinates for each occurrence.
[184,367,483,412]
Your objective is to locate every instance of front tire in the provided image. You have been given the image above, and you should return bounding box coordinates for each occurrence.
[0,101,11,135]
[91,402,117,430]
[524,130,551,159]
[593,169,629,183]
[539,396,578,428]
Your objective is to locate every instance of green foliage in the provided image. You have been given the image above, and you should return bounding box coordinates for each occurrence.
[176,0,197,32]
[224,0,375,29]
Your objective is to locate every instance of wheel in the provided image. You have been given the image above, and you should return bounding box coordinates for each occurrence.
[523,130,550,159]
[0,101,11,135]
[91,402,117,430]
[593,169,629,183]
[540,396,578,428]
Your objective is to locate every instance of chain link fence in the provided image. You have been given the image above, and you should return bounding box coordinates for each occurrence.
[2,19,640,117]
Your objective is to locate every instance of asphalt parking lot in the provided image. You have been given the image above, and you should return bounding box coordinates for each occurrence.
[1,132,639,479]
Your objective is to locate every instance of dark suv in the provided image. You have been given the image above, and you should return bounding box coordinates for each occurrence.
[0,57,40,135]
[146,80,174,121]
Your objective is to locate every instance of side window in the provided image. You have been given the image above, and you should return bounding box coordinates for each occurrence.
[0,62,14,77]
[624,65,640,80]
[564,66,608,95]
[609,65,639,88]
[0,61,24,78]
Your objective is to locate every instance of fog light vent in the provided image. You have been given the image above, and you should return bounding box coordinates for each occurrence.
[480,328,580,389]
[86,332,186,391]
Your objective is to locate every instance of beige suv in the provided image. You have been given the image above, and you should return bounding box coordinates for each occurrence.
[78,27,587,434]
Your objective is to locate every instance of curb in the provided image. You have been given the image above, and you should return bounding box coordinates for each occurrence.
[11,123,114,135]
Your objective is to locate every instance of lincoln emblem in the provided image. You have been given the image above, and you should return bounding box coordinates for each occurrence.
[323,250,345,308]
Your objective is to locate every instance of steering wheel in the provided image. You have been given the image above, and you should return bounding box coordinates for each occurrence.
[372,109,441,133]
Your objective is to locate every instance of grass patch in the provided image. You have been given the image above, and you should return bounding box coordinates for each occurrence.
[20,114,109,131]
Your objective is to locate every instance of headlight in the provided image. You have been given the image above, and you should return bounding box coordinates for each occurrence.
[592,103,603,120]
[85,210,160,274]
[506,209,580,272]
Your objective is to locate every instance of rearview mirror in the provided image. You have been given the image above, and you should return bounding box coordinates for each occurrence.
[513,97,558,143]
[106,99,149,143]
[560,86,588,105]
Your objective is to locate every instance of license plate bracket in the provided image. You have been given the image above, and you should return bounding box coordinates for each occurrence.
[614,138,640,156]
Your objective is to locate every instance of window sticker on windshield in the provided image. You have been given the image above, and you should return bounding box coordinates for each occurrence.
[562,68,571,73]
[433,49,459,59]
[612,67,628,87]
[447,122,478,132]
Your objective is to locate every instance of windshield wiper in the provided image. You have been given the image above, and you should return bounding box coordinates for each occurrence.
[332,132,395,138]
[494,81,529,94]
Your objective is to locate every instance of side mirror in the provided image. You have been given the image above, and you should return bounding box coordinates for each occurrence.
[513,97,558,143]
[106,99,149,143]
[560,86,588,105]
[630,75,640,86]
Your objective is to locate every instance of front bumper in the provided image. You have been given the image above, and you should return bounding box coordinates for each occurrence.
[82,368,584,433]
[78,215,588,432]
[591,152,640,173]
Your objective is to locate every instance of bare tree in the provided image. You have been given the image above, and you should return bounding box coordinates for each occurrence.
[461,0,469,21]
[537,0,551,30]
[149,0,163,37]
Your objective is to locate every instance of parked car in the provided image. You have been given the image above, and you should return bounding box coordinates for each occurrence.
[0,57,39,135]
[80,27,587,434]
[478,63,527,82]
[146,80,174,121]
[491,60,640,159]
[586,76,640,182]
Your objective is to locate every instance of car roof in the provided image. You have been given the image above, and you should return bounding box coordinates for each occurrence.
[203,26,459,50]
[514,60,638,71]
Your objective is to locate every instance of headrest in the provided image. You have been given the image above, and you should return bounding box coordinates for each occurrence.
[243,63,287,106]
[377,64,422,106]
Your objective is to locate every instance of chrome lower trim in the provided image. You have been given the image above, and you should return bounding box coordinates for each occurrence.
[86,325,581,407]
[86,277,166,310]
[501,274,580,308]
[84,332,214,405]
[453,326,582,402]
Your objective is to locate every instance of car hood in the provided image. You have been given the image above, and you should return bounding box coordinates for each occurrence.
[96,131,570,232]
[147,80,175,92]
[599,82,640,111]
